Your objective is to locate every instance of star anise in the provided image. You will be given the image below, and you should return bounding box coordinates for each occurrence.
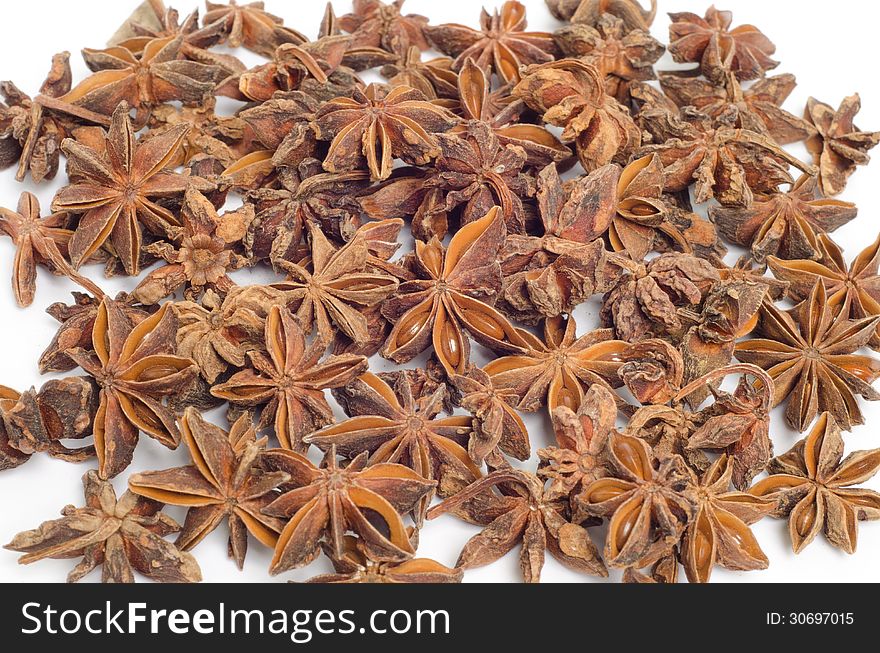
[667,6,778,83]
[306,536,463,583]
[451,365,530,465]
[260,446,435,574]
[425,0,559,84]
[272,222,399,345]
[211,306,368,452]
[768,233,880,349]
[339,0,430,54]
[580,432,695,569]
[427,467,607,583]
[148,99,245,168]
[314,83,458,181]
[381,207,522,376]
[0,191,104,306]
[57,37,225,125]
[203,1,307,58]
[514,59,641,171]
[735,281,880,432]
[681,454,773,583]
[0,53,74,182]
[750,412,880,554]
[538,384,618,523]
[709,174,857,266]
[546,0,657,32]
[380,46,458,100]
[619,339,683,405]
[804,94,880,197]
[67,299,197,478]
[52,104,213,276]
[484,314,627,413]
[305,372,478,520]
[133,189,250,304]
[0,386,28,470]
[4,470,201,583]
[128,408,289,569]
[658,72,814,145]
[554,13,664,102]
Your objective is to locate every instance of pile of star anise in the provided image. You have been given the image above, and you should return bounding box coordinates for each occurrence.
[2,0,880,584]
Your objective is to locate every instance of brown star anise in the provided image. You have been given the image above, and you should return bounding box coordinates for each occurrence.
[381,207,522,376]
[804,94,880,197]
[735,281,880,432]
[425,1,559,84]
[305,372,478,520]
[484,314,627,413]
[67,299,197,478]
[427,467,607,583]
[203,1,307,57]
[380,46,458,99]
[668,6,778,83]
[128,408,288,569]
[709,174,858,265]
[5,470,201,583]
[339,0,430,54]
[272,222,399,345]
[546,0,657,32]
[260,446,435,574]
[211,305,368,452]
[768,233,880,348]
[750,412,880,554]
[619,339,683,405]
[52,104,213,276]
[314,83,458,181]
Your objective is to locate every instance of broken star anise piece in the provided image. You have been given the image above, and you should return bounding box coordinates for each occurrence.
[427,467,608,583]
[546,0,657,32]
[261,446,435,574]
[750,412,880,554]
[4,470,201,583]
[619,339,683,405]
[128,408,289,570]
[338,0,430,54]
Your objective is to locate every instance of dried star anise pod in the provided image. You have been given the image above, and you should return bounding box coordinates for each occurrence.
[735,281,880,432]
[580,432,695,569]
[515,59,641,171]
[174,285,284,383]
[305,372,478,520]
[0,53,73,182]
[624,403,706,474]
[554,13,664,102]
[714,256,789,301]
[750,412,880,554]
[681,454,773,583]
[52,104,213,276]
[67,300,197,479]
[538,384,618,523]
[380,46,458,100]
[133,189,251,304]
[426,0,559,84]
[272,222,399,345]
[427,467,607,583]
[57,37,225,125]
[339,0,430,54]
[128,408,289,569]
[679,364,775,489]
[667,6,778,83]
[768,233,880,348]
[237,92,320,168]
[0,191,103,306]
[638,105,810,207]
[709,174,857,266]
[306,535,463,583]
[619,339,683,405]
[546,0,657,32]
[382,207,522,376]
[4,470,201,583]
[203,1,307,58]
[601,253,721,342]
[451,365,530,465]
[314,83,458,182]
[211,305,368,452]
[148,99,244,168]
[0,377,95,466]
[485,314,627,413]
[804,94,880,197]
[261,446,435,574]
[658,72,814,146]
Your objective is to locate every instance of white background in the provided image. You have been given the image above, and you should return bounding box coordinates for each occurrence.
[0,0,879,583]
